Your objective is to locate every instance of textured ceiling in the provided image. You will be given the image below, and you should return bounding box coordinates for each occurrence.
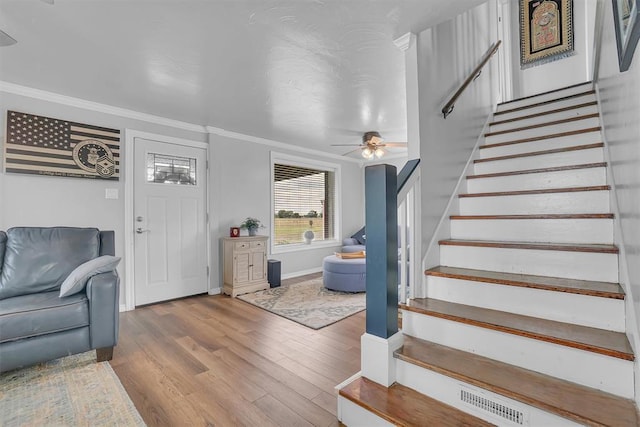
[0,0,485,157]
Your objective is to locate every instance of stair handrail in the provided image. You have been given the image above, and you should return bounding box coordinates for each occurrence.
[441,40,502,119]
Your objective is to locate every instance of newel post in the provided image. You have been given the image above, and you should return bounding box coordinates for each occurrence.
[361,164,403,387]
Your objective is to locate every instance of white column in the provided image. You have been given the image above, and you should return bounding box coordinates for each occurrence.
[361,331,404,387]
[394,32,420,160]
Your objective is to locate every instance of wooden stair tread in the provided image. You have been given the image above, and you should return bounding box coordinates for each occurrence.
[459,185,610,198]
[494,90,595,116]
[475,143,603,164]
[497,82,592,107]
[451,213,614,219]
[439,239,618,254]
[485,113,599,137]
[489,101,598,126]
[467,162,607,179]
[395,336,639,426]
[401,298,634,360]
[481,127,601,149]
[339,376,494,427]
[426,266,623,299]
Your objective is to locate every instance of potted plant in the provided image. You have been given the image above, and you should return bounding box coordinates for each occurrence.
[240,217,263,236]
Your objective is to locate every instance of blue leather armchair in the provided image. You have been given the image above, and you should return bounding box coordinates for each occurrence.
[0,227,120,372]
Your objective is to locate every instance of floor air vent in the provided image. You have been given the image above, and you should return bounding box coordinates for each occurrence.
[460,387,527,425]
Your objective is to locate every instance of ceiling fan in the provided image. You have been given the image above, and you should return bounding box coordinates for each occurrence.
[0,0,53,47]
[332,131,407,160]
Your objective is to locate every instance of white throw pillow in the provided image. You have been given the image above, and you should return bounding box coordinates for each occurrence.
[59,255,121,297]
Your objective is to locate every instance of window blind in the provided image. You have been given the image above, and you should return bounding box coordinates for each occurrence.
[273,163,335,246]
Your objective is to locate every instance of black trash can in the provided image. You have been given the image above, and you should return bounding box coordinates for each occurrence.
[267,259,281,287]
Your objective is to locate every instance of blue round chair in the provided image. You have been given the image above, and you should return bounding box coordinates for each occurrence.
[322,255,366,292]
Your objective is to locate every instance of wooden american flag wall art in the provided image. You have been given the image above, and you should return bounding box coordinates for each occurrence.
[4,110,120,180]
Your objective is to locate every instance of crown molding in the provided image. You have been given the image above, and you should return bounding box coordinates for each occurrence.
[206,126,362,164]
[0,81,372,164]
[0,81,208,133]
[394,32,416,52]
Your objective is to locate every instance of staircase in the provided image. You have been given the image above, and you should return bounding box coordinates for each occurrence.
[338,82,640,426]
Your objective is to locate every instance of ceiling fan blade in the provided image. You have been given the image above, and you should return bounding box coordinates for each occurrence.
[382,142,407,147]
[330,144,363,147]
[342,147,363,156]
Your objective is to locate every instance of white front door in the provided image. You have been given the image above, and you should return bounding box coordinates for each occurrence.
[133,137,208,306]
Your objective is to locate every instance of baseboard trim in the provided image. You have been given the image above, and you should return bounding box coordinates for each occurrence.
[281,267,323,280]
[208,287,222,295]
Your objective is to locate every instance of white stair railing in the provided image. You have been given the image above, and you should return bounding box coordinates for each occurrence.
[397,166,421,304]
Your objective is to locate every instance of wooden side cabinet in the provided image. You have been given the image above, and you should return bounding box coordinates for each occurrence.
[222,236,269,297]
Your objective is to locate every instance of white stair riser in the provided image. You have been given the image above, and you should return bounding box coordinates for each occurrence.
[440,245,618,282]
[489,104,598,133]
[396,360,583,427]
[401,312,634,398]
[467,167,607,193]
[426,276,624,331]
[450,218,614,244]
[459,191,610,215]
[338,396,394,426]
[495,91,596,117]
[479,131,601,158]
[474,148,604,175]
[495,85,594,112]
[485,117,600,145]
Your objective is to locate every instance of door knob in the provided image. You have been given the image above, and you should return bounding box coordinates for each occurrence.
[136,228,150,234]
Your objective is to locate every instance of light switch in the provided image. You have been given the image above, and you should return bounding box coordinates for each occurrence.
[105,188,119,199]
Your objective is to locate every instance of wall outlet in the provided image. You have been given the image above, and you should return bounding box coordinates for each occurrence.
[105,188,119,199]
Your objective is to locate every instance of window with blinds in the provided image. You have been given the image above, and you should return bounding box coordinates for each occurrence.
[273,163,335,246]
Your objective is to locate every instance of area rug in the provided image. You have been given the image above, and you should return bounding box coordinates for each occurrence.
[237,276,366,329]
[0,352,145,426]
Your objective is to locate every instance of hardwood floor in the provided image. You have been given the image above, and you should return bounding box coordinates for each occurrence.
[110,274,365,426]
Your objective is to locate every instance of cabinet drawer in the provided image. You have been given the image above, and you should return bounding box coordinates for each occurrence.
[235,242,250,250]
[250,241,265,249]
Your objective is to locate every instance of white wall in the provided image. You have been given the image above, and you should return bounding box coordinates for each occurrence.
[509,0,597,98]
[416,0,501,253]
[208,133,364,281]
[0,89,364,305]
[0,90,207,305]
[596,0,640,406]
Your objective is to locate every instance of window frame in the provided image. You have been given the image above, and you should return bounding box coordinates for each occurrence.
[270,151,342,254]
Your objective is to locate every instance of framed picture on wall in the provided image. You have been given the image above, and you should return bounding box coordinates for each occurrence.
[519,0,575,69]
[4,110,120,180]
[613,0,640,71]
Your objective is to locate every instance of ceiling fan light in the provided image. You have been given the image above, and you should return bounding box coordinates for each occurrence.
[362,147,372,159]
[374,147,384,158]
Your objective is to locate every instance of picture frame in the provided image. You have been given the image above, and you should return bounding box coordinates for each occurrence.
[230,227,240,238]
[613,0,640,71]
[519,0,575,69]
